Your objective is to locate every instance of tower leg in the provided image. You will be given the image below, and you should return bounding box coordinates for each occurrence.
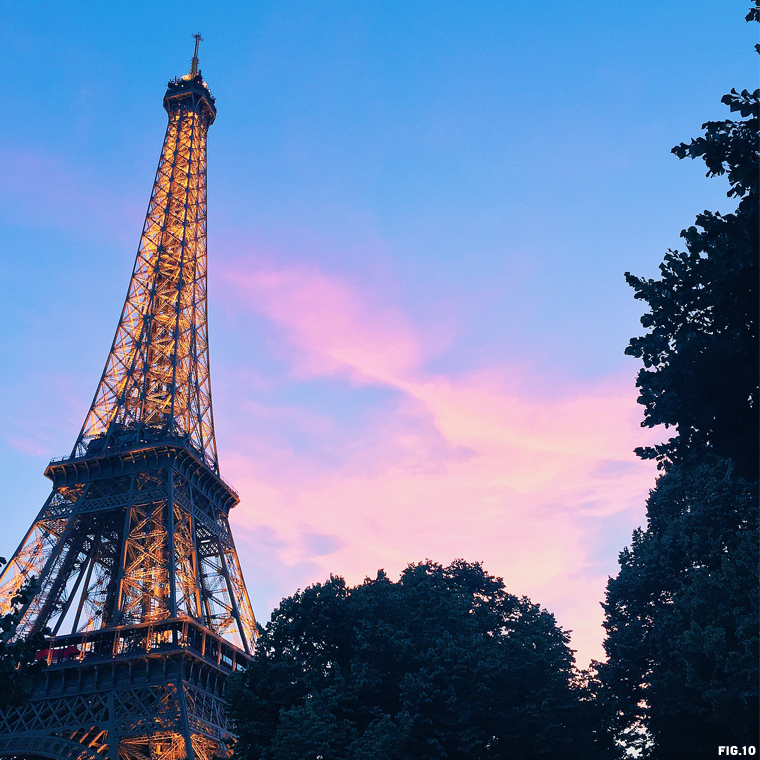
[178,684,196,760]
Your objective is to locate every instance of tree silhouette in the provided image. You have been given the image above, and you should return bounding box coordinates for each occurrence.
[228,560,608,759]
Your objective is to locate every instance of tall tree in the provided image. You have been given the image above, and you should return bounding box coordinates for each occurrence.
[0,559,47,711]
[624,83,758,478]
[600,8,759,757]
[599,464,758,757]
[228,560,608,760]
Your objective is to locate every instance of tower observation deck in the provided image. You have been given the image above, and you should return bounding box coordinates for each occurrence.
[0,42,257,760]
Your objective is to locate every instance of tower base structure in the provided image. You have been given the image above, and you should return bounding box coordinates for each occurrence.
[0,618,244,760]
[0,436,254,760]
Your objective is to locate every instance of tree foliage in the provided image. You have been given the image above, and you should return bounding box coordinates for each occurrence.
[601,13,760,757]
[624,86,758,477]
[228,560,607,760]
[0,558,48,711]
[598,464,759,758]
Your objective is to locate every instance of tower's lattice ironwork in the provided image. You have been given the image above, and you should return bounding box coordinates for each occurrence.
[0,43,257,760]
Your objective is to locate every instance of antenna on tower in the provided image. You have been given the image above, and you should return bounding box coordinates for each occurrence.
[190,33,204,76]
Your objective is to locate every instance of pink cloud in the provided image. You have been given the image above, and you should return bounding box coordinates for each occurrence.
[225,266,422,383]
[3,373,92,462]
[217,260,656,667]
[6,437,52,458]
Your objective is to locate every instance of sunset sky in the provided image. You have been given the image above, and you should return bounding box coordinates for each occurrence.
[0,1,754,666]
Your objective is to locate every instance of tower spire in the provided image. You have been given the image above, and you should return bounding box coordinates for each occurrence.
[190,32,203,76]
[74,59,219,472]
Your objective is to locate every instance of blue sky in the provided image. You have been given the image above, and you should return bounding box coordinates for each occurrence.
[0,1,755,664]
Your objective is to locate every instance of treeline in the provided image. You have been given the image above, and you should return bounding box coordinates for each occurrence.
[597,77,759,756]
[227,10,759,760]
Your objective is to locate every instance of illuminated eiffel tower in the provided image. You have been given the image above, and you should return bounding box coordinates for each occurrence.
[0,37,257,760]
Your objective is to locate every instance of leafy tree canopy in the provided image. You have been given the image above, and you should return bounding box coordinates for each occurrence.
[598,463,759,758]
[624,87,759,477]
[0,558,47,711]
[602,10,760,756]
[228,560,607,760]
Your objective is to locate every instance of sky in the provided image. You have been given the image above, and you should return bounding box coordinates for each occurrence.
[0,1,755,667]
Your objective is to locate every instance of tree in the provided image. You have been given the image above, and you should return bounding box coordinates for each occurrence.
[600,9,760,757]
[598,463,759,758]
[228,560,608,760]
[0,558,48,711]
[624,86,758,478]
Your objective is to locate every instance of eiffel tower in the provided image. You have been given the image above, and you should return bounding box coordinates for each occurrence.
[0,37,257,760]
